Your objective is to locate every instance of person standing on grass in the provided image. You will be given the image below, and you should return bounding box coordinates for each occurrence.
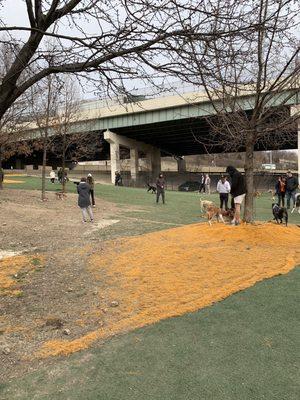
[226,166,246,226]
[115,171,122,186]
[217,175,231,210]
[204,174,211,194]
[77,177,94,223]
[50,169,56,184]
[199,173,205,193]
[275,176,286,207]
[87,173,95,207]
[285,170,298,210]
[156,173,166,204]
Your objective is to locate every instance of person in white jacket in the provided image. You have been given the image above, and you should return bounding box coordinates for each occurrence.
[217,175,231,210]
[49,169,56,184]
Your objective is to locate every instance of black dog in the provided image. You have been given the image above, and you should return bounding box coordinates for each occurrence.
[147,183,156,194]
[272,203,288,226]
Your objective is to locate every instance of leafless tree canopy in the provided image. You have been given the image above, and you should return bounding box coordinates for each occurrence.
[0,0,264,122]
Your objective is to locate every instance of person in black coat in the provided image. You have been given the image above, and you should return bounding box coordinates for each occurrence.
[285,171,298,209]
[156,173,166,204]
[226,166,246,225]
[77,177,94,222]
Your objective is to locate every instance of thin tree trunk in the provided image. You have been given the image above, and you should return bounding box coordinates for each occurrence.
[0,148,3,190]
[244,135,255,222]
[62,151,66,194]
[41,135,48,201]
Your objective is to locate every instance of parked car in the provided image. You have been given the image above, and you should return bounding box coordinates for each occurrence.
[178,181,201,192]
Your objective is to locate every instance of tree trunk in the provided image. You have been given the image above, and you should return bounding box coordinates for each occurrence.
[244,136,255,223]
[41,136,47,201]
[62,152,66,194]
[0,149,3,190]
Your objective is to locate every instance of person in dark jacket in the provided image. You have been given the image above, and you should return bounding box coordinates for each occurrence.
[87,173,95,207]
[156,173,166,204]
[226,166,246,225]
[77,177,94,223]
[285,171,298,209]
[115,171,122,186]
[275,176,286,207]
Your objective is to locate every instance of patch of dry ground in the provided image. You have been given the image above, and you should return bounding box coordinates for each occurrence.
[1,189,300,383]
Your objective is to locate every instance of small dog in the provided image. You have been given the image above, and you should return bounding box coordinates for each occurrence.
[55,192,67,200]
[205,204,225,226]
[291,193,300,214]
[272,203,288,226]
[147,183,156,194]
[200,198,214,213]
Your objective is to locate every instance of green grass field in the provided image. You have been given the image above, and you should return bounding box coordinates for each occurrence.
[1,176,299,399]
[1,268,299,400]
[4,175,300,229]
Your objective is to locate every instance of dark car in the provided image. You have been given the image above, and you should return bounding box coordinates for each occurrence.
[178,181,201,192]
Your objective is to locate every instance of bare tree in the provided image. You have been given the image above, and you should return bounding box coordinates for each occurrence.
[50,78,104,192]
[0,43,32,189]
[0,0,263,125]
[159,0,300,221]
[28,73,61,200]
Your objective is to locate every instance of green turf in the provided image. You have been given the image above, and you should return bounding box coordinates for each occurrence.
[3,176,300,228]
[1,267,299,400]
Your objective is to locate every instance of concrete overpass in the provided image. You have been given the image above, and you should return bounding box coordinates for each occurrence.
[24,85,300,183]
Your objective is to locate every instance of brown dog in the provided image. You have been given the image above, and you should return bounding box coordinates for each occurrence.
[205,204,225,226]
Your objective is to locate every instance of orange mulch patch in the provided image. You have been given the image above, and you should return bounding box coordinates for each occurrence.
[0,255,44,296]
[38,223,300,358]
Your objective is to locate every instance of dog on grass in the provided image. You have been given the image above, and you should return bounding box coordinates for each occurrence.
[147,183,156,194]
[200,198,214,213]
[272,203,288,226]
[291,193,300,214]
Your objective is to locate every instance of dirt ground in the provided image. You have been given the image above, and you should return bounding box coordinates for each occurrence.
[1,189,300,385]
[0,189,124,382]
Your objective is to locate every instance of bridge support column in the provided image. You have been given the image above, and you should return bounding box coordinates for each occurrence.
[130,148,139,181]
[291,106,300,186]
[147,147,161,181]
[104,130,161,184]
[177,157,186,172]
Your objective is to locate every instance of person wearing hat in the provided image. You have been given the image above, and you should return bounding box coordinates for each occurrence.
[87,173,95,207]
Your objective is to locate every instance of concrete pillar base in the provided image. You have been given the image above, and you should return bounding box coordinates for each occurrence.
[104,130,161,184]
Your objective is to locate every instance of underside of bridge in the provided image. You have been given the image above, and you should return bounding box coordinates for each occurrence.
[4,107,299,184]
